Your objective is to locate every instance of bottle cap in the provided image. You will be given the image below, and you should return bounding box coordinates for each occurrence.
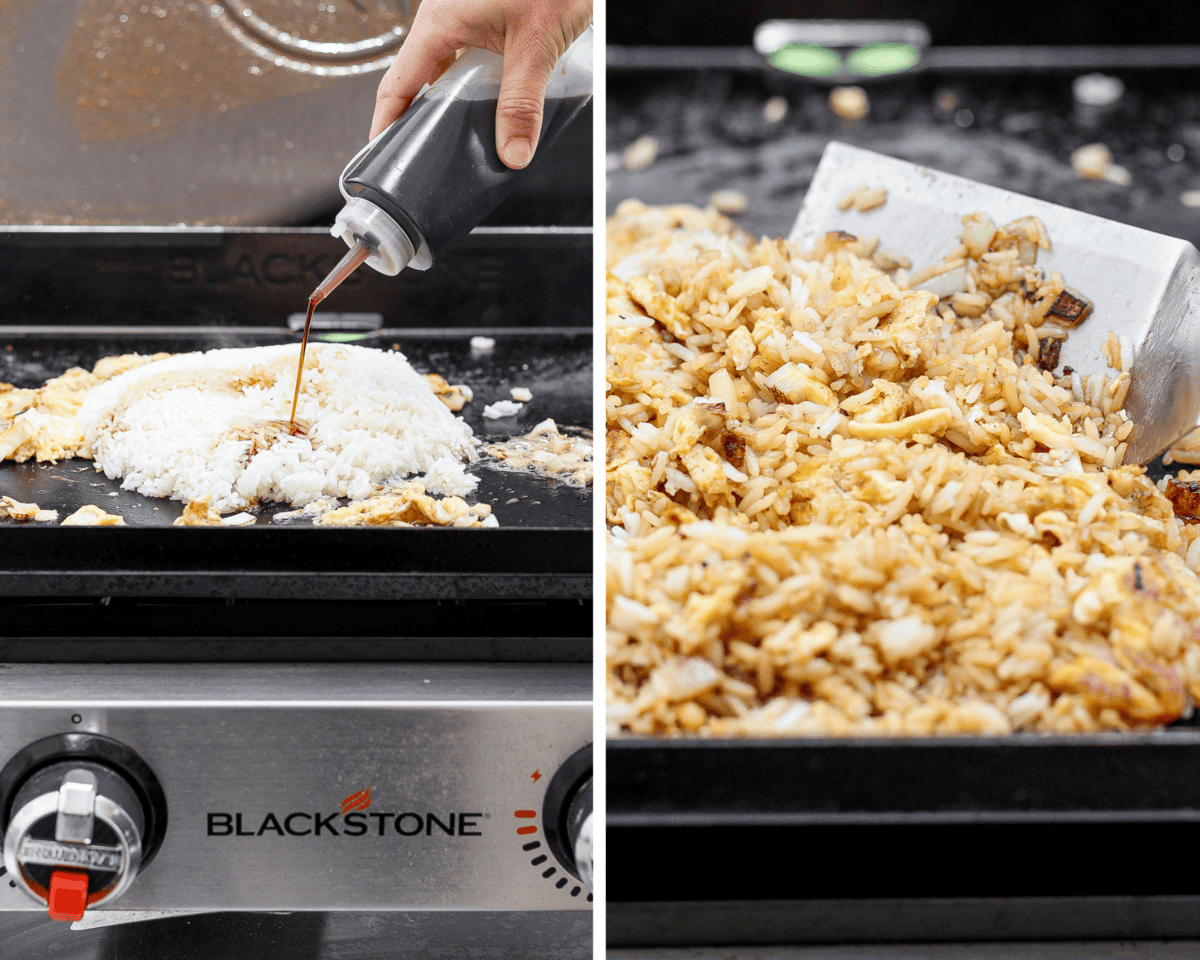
[330,197,422,276]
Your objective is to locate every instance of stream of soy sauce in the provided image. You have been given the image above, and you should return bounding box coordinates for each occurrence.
[288,296,320,432]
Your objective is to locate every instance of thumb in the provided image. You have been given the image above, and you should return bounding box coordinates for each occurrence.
[494,42,557,170]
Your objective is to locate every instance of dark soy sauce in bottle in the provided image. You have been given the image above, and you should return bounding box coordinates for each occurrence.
[342,92,590,261]
[325,26,593,282]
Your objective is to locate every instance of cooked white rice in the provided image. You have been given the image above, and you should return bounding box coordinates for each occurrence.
[80,343,476,512]
[607,200,1200,737]
[418,456,479,497]
[484,400,524,419]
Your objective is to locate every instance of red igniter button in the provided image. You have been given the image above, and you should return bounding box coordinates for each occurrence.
[47,869,89,922]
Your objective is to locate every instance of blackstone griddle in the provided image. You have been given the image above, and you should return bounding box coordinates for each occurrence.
[608,40,1200,948]
[0,235,593,956]
[0,225,592,659]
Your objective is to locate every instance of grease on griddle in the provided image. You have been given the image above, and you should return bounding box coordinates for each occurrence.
[483,418,593,487]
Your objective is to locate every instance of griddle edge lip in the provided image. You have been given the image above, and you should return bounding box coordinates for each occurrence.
[607,733,1200,818]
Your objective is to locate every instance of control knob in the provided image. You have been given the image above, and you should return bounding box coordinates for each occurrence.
[542,743,592,891]
[1,735,166,921]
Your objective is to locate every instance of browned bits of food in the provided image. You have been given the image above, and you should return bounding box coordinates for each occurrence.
[837,184,888,213]
[709,190,749,216]
[1165,476,1200,521]
[720,431,746,470]
[1070,143,1131,186]
[1167,429,1200,466]
[1036,337,1063,372]
[935,90,959,114]
[1071,143,1114,180]
[622,135,659,172]
[763,96,789,124]
[1046,289,1094,327]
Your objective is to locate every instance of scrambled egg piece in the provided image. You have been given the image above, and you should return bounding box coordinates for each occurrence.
[0,495,58,522]
[314,483,496,528]
[173,497,224,527]
[61,504,125,526]
[424,373,471,412]
[0,353,169,463]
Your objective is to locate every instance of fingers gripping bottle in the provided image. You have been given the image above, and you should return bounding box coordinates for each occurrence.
[314,26,594,297]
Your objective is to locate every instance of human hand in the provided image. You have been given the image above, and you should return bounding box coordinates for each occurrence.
[370,0,593,169]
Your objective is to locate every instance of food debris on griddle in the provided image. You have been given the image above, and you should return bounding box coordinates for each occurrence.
[829,85,869,121]
[424,373,472,412]
[61,504,125,526]
[313,482,496,528]
[483,418,593,487]
[273,497,340,521]
[173,496,224,527]
[0,495,58,523]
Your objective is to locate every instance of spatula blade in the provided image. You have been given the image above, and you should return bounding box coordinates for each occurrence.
[789,141,1200,464]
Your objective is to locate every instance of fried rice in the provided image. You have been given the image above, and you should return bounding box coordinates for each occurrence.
[606,199,1200,736]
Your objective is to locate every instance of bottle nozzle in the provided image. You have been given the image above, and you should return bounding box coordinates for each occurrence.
[311,239,372,305]
[330,197,420,275]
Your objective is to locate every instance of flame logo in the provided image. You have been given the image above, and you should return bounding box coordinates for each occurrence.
[340,787,371,816]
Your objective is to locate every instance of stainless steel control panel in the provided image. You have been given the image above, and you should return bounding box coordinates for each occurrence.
[0,664,591,913]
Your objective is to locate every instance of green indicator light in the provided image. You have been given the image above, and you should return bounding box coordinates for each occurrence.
[846,42,920,77]
[319,332,370,343]
[769,43,842,77]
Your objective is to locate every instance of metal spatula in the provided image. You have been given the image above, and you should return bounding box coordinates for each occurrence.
[789,141,1200,465]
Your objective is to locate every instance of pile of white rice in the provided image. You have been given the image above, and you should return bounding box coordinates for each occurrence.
[607,200,1200,737]
[80,343,477,512]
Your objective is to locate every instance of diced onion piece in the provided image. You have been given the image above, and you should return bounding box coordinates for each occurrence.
[916,264,968,299]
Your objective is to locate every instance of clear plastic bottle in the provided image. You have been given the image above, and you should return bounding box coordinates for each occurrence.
[319,25,593,289]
